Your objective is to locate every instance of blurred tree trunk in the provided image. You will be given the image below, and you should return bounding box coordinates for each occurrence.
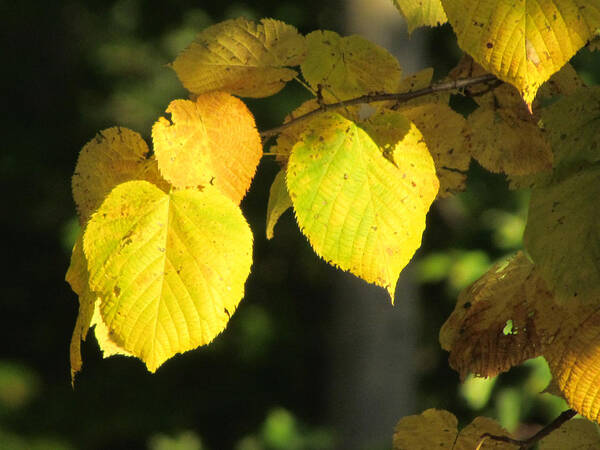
[327,1,428,447]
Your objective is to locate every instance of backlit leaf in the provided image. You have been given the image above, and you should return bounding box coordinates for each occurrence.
[66,234,95,384]
[301,30,402,102]
[524,165,600,303]
[440,252,558,380]
[286,112,438,299]
[83,181,253,372]
[266,170,292,239]
[401,103,471,197]
[271,99,320,165]
[152,92,262,203]
[544,305,600,423]
[539,419,600,449]
[172,18,306,98]
[72,127,168,225]
[441,0,600,107]
[91,303,133,359]
[393,409,517,449]
[391,0,447,33]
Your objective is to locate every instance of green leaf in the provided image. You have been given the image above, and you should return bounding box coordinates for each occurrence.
[83,181,253,371]
[286,112,438,299]
[441,0,600,107]
[301,30,402,102]
[172,18,306,98]
[266,170,292,240]
[524,165,600,303]
[391,0,447,33]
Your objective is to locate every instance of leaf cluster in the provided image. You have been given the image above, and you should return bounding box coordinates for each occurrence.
[66,2,600,448]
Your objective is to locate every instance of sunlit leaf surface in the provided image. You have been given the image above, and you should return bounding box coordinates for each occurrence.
[172,18,306,98]
[83,181,253,372]
[152,92,261,203]
[286,112,438,299]
[442,0,600,106]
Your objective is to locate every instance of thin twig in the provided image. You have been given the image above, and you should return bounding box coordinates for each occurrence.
[259,74,498,140]
[476,409,577,450]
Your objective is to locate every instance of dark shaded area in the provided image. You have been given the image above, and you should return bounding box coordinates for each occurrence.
[4,1,599,449]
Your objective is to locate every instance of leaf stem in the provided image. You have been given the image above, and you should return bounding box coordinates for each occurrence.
[476,409,577,450]
[260,74,498,140]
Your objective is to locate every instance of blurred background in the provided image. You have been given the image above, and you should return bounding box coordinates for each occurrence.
[3,0,599,449]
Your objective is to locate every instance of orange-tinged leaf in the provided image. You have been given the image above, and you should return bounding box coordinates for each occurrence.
[172,18,306,98]
[286,112,438,299]
[72,127,168,225]
[440,252,559,380]
[266,170,292,239]
[301,30,402,102]
[393,409,517,449]
[83,181,253,372]
[441,0,600,107]
[152,92,262,203]
[391,0,447,33]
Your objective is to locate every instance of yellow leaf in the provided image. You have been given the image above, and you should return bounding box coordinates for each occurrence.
[391,0,447,33]
[541,86,600,168]
[454,417,518,450]
[271,99,320,165]
[286,112,438,299]
[172,18,306,98]
[393,409,517,450]
[465,107,553,176]
[441,0,600,107]
[400,103,471,197]
[393,409,457,449]
[266,170,292,239]
[545,306,600,423]
[66,234,95,385]
[440,252,558,380]
[524,165,600,303]
[91,303,133,359]
[301,30,402,102]
[72,127,168,225]
[539,419,600,449]
[83,181,253,372]
[152,92,262,203]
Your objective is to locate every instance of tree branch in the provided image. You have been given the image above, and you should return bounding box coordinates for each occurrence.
[260,74,498,140]
[476,409,577,450]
